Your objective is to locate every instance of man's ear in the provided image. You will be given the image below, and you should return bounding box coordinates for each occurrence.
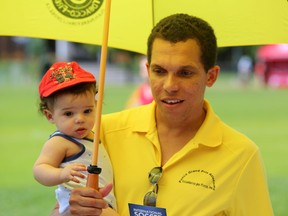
[206,65,220,87]
[43,109,55,124]
[145,63,150,76]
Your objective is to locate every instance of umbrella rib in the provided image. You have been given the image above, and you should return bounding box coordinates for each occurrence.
[151,0,155,27]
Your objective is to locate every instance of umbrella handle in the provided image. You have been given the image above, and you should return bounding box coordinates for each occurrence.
[86,0,111,189]
[86,165,102,189]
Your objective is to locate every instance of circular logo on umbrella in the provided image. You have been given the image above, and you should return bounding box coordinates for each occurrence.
[52,0,104,19]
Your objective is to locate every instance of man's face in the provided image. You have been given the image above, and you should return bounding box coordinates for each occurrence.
[146,38,219,122]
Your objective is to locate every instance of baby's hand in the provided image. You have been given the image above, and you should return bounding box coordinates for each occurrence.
[60,163,87,183]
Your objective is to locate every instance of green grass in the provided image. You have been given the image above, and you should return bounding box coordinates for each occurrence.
[0,73,287,215]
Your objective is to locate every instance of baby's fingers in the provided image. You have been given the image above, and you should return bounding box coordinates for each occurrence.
[69,170,85,183]
[72,163,87,171]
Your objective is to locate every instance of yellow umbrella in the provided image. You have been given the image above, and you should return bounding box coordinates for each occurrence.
[1,0,288,54]
[1,0,287,189]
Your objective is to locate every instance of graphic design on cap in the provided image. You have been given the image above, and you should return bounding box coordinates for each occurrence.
[50,64,75,83]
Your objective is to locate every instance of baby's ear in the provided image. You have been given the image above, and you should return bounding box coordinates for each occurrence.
[206,65,220,87]
[43,109,55,123]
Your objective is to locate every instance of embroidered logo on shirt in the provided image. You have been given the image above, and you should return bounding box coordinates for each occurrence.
[179,169,216,191]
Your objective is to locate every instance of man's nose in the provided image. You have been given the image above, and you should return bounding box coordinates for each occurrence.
[163,74,179,92]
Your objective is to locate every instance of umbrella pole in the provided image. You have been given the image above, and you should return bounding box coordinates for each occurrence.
[86,0,112,190]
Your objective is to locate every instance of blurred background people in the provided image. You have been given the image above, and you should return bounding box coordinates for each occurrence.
[125,55,153,108]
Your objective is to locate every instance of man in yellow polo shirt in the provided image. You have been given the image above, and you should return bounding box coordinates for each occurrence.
[100,13,273,216]
[55,13,273,216]
[101,99,273,215]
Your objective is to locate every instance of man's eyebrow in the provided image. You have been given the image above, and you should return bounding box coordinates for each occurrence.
[149,63,161,68]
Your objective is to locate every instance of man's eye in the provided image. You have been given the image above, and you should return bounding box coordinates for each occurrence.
[180,70,193,77]
[152,67,165,75]
[64,112,73,117]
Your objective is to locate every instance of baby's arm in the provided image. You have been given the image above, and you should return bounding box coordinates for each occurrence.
[33,137,87,186]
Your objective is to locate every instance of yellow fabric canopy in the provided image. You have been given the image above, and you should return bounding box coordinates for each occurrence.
[1,0,287,54]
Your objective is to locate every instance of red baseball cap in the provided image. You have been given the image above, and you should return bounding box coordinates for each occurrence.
[39,61,96,98]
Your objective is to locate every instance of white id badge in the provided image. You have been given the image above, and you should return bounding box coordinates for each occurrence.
[128,203,167,216]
